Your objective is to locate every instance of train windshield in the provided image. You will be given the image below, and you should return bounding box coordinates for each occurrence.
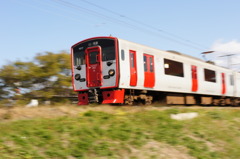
[73,38,115,66]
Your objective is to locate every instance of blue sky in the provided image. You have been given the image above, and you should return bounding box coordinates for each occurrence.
[1,0,240,69]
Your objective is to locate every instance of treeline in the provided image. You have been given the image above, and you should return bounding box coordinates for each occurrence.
[0,51,76,105]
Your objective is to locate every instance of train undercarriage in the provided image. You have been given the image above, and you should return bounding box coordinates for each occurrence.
[77,89,240,106]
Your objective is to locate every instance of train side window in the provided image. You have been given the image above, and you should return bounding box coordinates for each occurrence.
[144,56,147,72]
[164,59,184,77]
[204,69,216,82]
[230,75,234,85]
[121,49,125,61]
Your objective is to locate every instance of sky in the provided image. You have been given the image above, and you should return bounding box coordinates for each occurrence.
[1,0,240,70]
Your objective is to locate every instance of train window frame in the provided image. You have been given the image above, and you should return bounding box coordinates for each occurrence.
[73,39,116,66]
[102,46,115,61]
[164,59,184,77]
[89,51,98,64]
[73,51,85,66]
[230,75,234,85]
[149,56,154,72]
[144,54,154,73]
[130,52,135,68]
[144,55,147,72]
[121,49,125,61]
[204,68,216,83]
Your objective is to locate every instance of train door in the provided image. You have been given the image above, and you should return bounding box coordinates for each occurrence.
[85,46,102,87]
[191,65,198,92]
[129,50,138,86]
[221,73,226,94]
[144,54,155,88]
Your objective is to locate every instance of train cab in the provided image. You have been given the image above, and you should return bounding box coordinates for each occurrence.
[71,37,124,105]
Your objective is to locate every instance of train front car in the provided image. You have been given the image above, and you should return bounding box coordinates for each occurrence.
[71,37,124,105]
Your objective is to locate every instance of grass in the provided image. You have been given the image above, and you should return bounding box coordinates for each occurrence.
[0,107,240,158]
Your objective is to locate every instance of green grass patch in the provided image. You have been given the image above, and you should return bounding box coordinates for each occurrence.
[0,108,240,158]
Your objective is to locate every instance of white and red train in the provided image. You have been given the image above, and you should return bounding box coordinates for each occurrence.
[71,36,240,106]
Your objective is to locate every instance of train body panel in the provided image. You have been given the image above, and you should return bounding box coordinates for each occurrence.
[117,38,235,96]
[71,36,240,105]
[235,72,240,97]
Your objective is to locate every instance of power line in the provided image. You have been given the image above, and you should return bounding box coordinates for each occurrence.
[51,0,145,30]
[50,0,207,51]
[16,0,209,52]
[79,0,209,50]
[11,0,91,24]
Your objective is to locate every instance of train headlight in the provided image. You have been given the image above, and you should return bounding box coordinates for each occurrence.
[108,69,115,76]
[107,61,113,66]
[75,74,81,80]
[76,65,81,70]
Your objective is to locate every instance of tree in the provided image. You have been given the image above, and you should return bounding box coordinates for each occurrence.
[0,79,8,100]
[0,51,75,102]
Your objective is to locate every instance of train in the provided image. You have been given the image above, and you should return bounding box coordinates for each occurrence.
[71,36,240,106]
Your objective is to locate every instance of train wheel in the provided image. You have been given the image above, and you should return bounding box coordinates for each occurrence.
[124,95,134,106]
[220,99,226,106]
[213,99,219,106]
[231,99,237,106]
[144,96,153,105]
[145,100,152,105]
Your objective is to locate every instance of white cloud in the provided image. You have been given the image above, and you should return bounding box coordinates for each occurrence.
[207,40,240,70]
[211,40,240,54]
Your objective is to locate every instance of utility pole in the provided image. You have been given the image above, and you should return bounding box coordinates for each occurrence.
[201,51,236,69]
[219,54,235,68]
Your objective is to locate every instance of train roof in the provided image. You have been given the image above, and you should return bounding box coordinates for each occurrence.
[117,37,237,72]
[166,50,205,62]
[118,37,207,63]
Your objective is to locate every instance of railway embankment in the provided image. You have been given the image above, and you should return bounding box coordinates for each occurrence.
[0,105,240,159]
